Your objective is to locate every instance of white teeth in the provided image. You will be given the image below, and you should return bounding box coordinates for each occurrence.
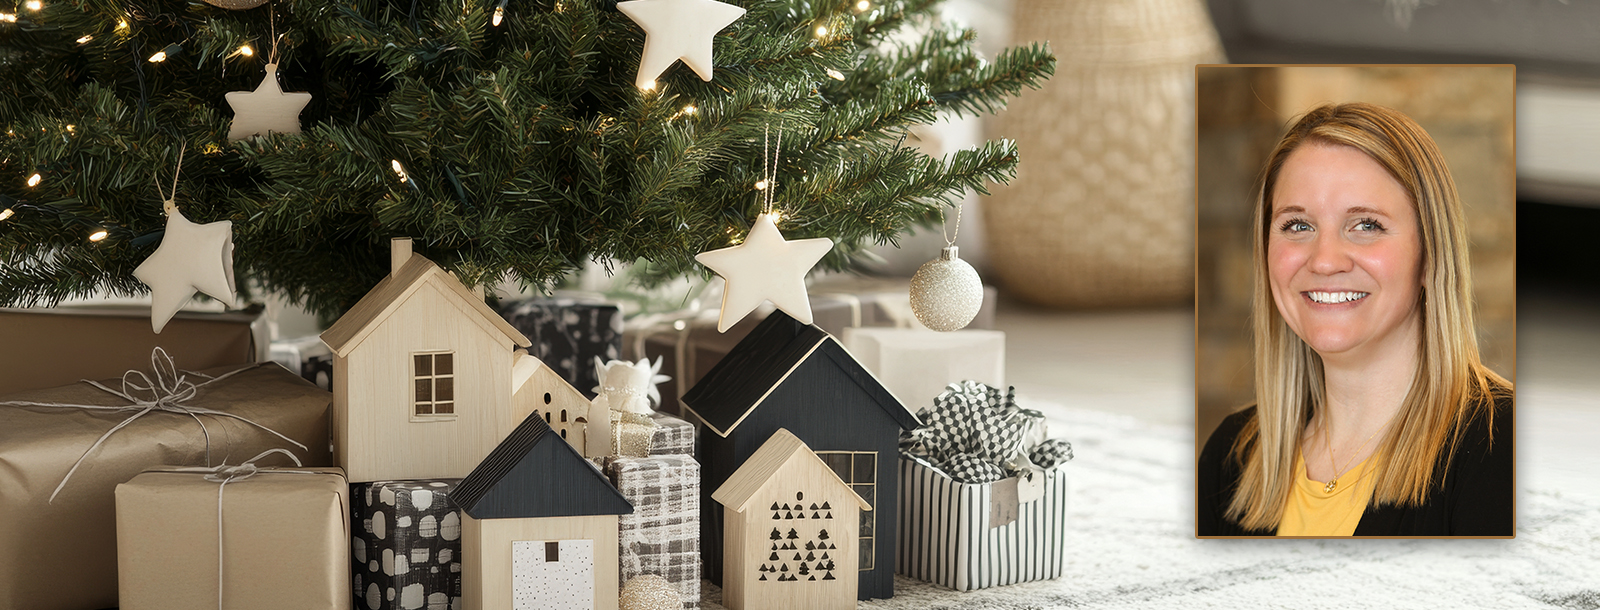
[1307,291,1368,304]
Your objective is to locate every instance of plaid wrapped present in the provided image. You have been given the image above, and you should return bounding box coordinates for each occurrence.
[604,455,701,608]
[649,411,695,456]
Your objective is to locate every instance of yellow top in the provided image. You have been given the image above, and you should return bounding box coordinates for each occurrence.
[1276,452,1376,536]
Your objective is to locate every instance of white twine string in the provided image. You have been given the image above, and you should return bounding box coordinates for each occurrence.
[154,142,187,216]
[0,347,308,502]
[169,447,309,610]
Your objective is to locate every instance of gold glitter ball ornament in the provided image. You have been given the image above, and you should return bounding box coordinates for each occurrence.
[910,246,984,332]
[201,0,269,8]
[619,574,680,610]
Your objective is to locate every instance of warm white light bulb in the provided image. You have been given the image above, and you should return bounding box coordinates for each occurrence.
[755,180,768,191]
[826,68,845,81]
[492,6,504,25]
[0,13,16,22]
[683,105,696,115]
[856,0,869,9]
[815,25,828,37]
[391,160,408,182]
[77,35,93,44]
[89,229,108,242]
[116,19,127,29]
[148,50,166,62]
[24,0,41,11]
[65,124,73,132]
[26,173,40,187]
[238,44,253,56]
[0,208,12,221]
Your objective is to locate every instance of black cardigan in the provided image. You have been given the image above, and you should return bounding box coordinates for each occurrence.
[1197,392,1513,537]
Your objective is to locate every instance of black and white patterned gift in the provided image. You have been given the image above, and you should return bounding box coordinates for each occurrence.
[649,410,695,456]
[895,380,1073,591]
[350,479,464,610]
[500,297,624,399]
[604,454,701,608]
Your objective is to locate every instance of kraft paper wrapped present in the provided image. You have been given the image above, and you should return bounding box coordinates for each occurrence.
[0,305,262,395]
[500,296,624,399]
[115,460,351,610]
[0,356,333,610]
[604,454,701,608]
[350,479,465,610]
[895,381,1074,591]
[841,327,1005,413]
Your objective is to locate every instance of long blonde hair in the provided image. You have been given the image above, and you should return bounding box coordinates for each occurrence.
[1226,103,1510,531]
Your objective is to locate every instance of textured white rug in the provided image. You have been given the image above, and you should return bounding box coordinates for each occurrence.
[697,405,1600,609]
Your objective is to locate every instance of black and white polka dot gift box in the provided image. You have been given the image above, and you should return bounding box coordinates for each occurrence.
[350,479,464,610]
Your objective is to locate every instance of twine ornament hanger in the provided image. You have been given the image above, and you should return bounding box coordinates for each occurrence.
[224,7,313,141]
[692,123,833,332]
[133,143,239,333]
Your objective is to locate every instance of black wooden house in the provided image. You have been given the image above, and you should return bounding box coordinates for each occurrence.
[682,311,919,601]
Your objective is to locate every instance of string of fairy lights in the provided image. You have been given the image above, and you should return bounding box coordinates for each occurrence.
[2,0,881,245]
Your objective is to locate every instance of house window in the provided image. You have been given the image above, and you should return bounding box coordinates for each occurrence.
[815,451,876,571]
[413,352,455,417]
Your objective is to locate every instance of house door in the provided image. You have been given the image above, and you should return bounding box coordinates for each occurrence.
[512,539,594,610]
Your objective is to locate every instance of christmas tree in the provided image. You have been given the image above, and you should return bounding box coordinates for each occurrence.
[0,0,1053,320]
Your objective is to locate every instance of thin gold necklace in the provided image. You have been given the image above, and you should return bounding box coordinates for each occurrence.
[1322,416,1383,493]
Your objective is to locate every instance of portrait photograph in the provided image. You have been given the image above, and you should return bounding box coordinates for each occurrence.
[1194,66,1516,537]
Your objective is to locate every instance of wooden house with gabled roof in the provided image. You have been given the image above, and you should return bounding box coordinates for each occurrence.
[713,428,869,610]
[454,412,633,610]
[321,237,535,483]
[682,310,919,601]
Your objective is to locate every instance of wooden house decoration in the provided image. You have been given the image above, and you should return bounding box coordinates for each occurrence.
[513,351,610,457]
[454,412,634,610]
[682,311,919,600]
[321,237,534,482]
[712,428,869,610]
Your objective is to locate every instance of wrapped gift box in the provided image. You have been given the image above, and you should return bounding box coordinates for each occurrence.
[895,453,1068,591]
[0,361,334,610]
[649,410,695,456]
[840,328,1005,413]
[625,286,995,416]
[605,454,701,608]
[500,297,624,399]
[115,465,351,610]
[350,479,465,610]
[0,305,263,395]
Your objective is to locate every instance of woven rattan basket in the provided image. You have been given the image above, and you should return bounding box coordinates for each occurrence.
[984,0,1223,307]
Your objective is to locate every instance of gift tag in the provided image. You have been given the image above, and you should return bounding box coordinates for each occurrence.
[988,476,1020,529]
[1016,468,1045,503]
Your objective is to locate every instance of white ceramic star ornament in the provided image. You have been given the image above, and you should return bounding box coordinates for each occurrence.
[132,176,237,334]
[695,213,832,332]
[617,0,746,89]
[225,63,312,141]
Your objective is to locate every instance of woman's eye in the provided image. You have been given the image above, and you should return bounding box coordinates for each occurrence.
[1279,219,1312,233]
[1353,218,1386,232]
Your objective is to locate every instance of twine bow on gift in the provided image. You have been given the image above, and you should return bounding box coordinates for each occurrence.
[174,448,308,610]
[0,347,307,502]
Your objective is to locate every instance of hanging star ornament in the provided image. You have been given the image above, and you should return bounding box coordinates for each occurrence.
[225,63,312,141]
[695,213,833,333]
[132,202,237,334]
[616,0,746,89]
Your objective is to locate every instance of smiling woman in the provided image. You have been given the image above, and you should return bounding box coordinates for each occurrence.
[1197,100,1514,537]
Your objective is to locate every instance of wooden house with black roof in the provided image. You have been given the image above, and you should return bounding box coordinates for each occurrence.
[454,413,633,610]
[682,310,919,601]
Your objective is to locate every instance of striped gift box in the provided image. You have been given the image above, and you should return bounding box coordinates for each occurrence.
[896,453,1068,591]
